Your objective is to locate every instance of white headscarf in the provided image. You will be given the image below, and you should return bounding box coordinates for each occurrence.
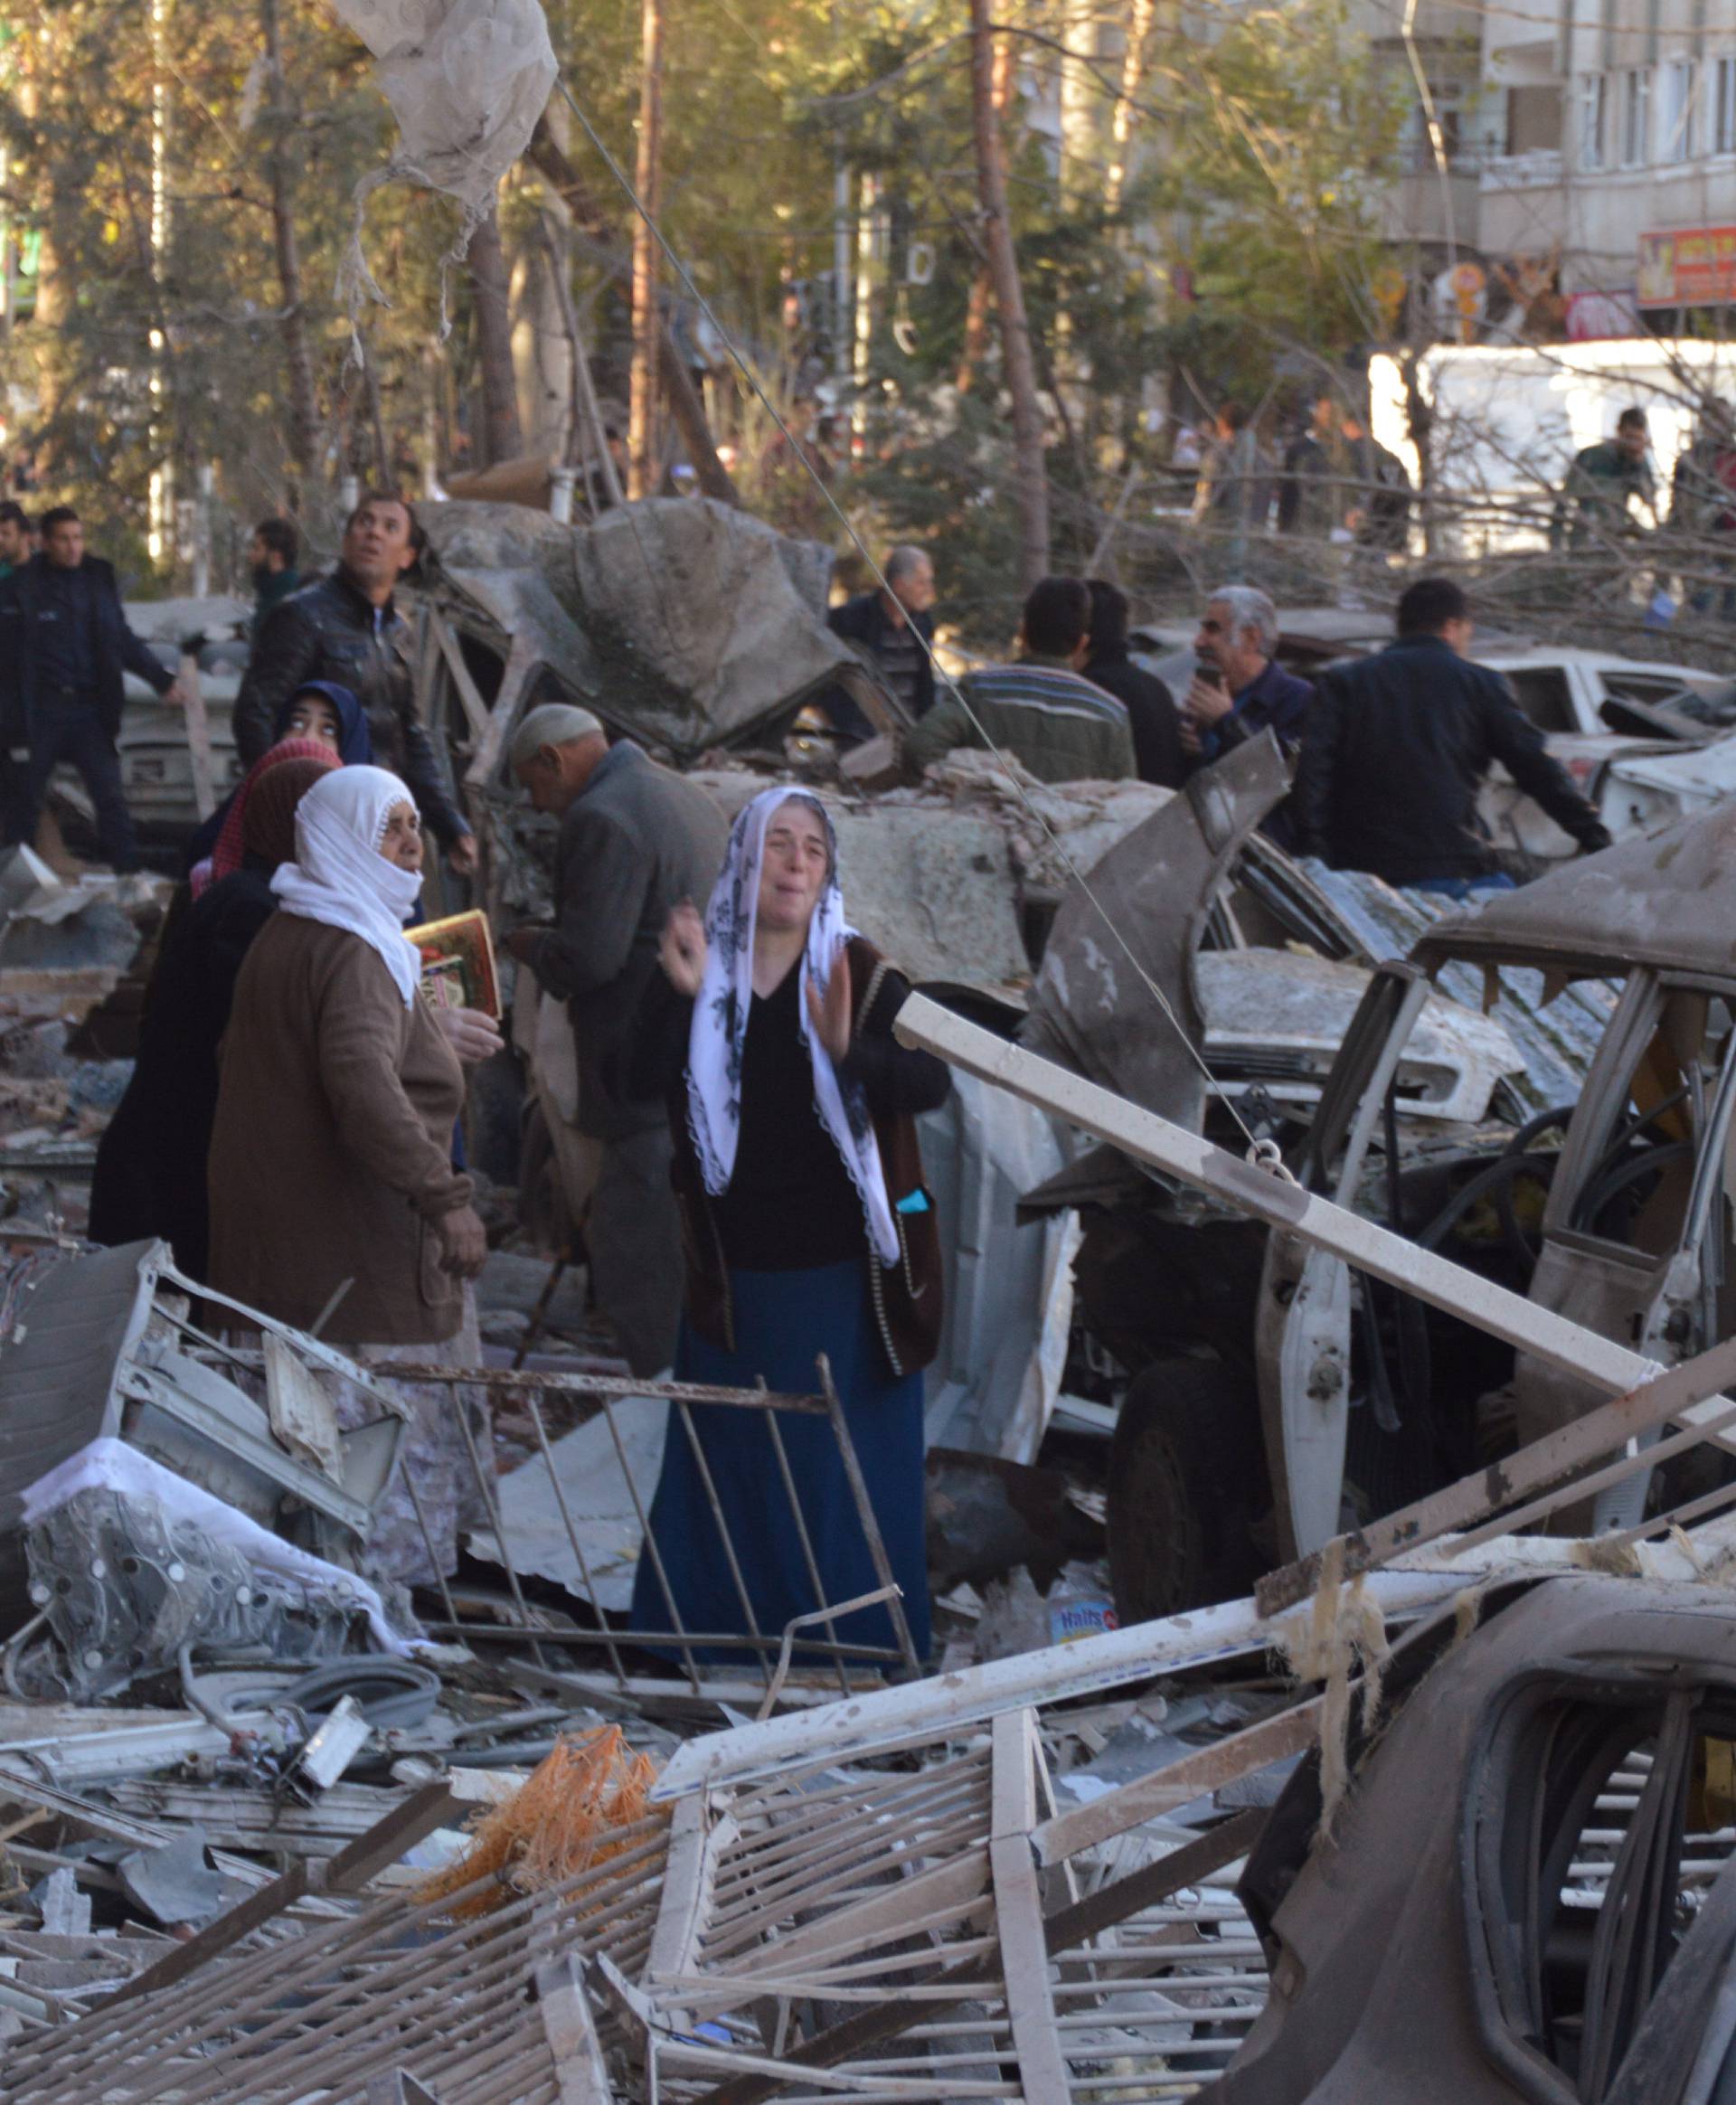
[270,766,424,1008]
[686,786,900,1268]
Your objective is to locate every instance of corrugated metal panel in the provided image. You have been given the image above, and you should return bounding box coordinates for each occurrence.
[0,1241,158,1605]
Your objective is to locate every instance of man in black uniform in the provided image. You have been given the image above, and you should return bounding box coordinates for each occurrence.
[1293,576,1612,897]
[234,491,476,874]
[0,505,185,871]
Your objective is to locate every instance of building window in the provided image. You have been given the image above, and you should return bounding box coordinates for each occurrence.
[1717,56,1736,156]
[1619,67,1652,167]
[1580,72,1607,169]
[1659,58,1696,163]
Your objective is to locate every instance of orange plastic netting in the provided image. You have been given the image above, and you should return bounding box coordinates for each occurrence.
[416,1725,665,1919]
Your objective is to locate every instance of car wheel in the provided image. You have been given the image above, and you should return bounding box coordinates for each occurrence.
[1108,1357,1265,1623]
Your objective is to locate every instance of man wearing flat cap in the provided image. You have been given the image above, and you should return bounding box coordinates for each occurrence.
[507,704,728,1374]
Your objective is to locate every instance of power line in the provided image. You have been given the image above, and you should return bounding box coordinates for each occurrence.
[554,71,1272,1162]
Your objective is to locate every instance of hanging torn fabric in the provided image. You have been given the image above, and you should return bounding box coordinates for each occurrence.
[328,0,558,329]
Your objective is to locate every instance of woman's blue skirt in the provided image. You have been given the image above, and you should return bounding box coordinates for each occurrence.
[627,1260,930,1669]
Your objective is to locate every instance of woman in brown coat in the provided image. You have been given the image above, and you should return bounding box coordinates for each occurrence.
[207,766,488,1581]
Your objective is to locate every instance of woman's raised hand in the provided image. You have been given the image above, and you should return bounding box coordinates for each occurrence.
[660,901,709,997]
[806,942,853,1061]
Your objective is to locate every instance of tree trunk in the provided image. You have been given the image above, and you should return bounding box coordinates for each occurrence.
[468,201,524,468]
[260,0,320,486]
[956,28,1013,396]
[524,121,740,505]
[1107,0,1156,215]
[967,0,1049,590]
[627,0,665,499]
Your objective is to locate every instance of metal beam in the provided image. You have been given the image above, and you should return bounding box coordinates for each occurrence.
[894,994,1735,1455]
[652,1570,1466,1799]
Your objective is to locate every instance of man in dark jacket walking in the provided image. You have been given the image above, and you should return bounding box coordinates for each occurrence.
[1083,578,1183,788]
[822,545,938,739]
[0,506,185,871]
[233,491,476,873]
[506,704,729,1374]
[1293,575,1613,895]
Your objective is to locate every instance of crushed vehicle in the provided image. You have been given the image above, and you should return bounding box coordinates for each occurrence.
[1018,743,1736,1626]
[1217,1573,1736,2105]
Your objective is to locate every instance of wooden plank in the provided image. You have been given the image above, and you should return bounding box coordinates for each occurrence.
[179,653,217,822]
[535,1952,618,2104]
[324,1776,495,1893]
[97,1863,311,2010]
[429,606,494,741]
[644,1794,730,2009]
[892,994,1736,1454]
[693,1812,1267,2105]
[466,634,540,790]
[988,1713,1069,2102]
[1033,1699,1321,1864]
[1260,1329,1736,1614]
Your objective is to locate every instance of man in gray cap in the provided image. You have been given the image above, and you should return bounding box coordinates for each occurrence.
[505,703,728,1374]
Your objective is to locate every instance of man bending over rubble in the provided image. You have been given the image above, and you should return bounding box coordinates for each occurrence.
[505,703,727,1375]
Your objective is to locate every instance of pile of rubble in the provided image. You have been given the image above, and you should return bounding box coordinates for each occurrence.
[10,498,1736,2095]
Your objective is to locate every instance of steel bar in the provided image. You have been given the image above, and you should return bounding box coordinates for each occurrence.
[1260,1330,1736,1613]
[893,993,1736,1463]
[761,1401,854,1697]
[527,1387,632,1686]
[378,1364,831,1412]
[675,1397,773,1688]
[691,1813,1265,2105]
[818,1355,921,1676]
[599,1393,704,1695]
[450,1378,560,1676]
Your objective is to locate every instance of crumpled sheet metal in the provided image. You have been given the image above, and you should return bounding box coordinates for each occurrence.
[419,497,854,764]
[1023,732,1291,1129]
[1214,1574,1736,2104]
[1413,796,1736,987]
[1294,857,1614,1115]
[920,1071,1080,1463]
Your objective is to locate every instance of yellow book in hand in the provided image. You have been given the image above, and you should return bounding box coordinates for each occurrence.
[403,909,502,1020]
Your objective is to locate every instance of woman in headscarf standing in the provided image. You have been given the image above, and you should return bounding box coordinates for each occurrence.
[629,787,949,1668]
[206,767,489,1582]
[90,748,339,1279]
[184,680,373,883]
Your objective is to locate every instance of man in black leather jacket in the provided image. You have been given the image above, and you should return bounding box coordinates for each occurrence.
[233,493,476,873]
[1292,575,1612,895]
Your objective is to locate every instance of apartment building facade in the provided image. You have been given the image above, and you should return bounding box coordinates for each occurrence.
[1476,0,1736,328]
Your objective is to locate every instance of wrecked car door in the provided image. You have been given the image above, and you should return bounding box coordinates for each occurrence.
[1254,964,1433,1562]
[1514,969,1736,1512]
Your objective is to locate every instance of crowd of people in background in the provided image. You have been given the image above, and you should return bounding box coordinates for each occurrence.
[7,466,1626,1670]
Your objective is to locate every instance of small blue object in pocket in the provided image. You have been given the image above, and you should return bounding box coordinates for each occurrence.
[895,1188,930,1216]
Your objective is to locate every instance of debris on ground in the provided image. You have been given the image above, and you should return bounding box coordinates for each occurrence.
[14,527,1736,2097]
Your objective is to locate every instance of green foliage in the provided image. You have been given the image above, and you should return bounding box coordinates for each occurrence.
[0,0,1402,600]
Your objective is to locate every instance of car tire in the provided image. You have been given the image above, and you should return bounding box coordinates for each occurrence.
[1107,1357,1265,1624]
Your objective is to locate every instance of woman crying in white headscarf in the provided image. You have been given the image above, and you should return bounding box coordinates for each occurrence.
[205,767,492,1585]
[628,786,950,1670]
